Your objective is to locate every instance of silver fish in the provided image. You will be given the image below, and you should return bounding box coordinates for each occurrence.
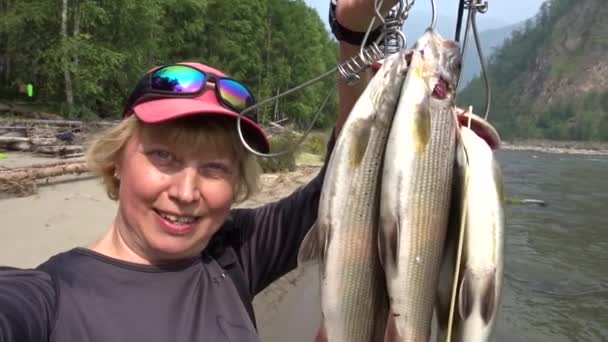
[379,29,462,342]
[298,50,410,342]
[436,113,505,342]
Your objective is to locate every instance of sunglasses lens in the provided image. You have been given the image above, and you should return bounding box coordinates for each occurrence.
[217,79,255,113]
[150,65,205,93]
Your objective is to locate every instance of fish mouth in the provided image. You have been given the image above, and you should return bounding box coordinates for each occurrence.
[432,77,454,100]
[405,51,413,66]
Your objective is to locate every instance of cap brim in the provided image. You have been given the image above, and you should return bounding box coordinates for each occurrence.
[132,98,270,153]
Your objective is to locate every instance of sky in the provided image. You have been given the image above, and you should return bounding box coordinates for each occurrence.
[304,0,547,30]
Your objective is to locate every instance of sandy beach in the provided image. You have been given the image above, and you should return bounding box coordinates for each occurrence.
[0,152,323,342]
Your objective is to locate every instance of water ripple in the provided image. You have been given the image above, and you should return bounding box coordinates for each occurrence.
[493,150,608,341]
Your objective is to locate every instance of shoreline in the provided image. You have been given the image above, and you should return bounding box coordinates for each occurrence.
[500,140,608,156]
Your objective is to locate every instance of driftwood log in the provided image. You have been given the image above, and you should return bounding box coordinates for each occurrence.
[0,136,29,143]
[0,161,89,196]
[0,118,116,157]
[6,158,85,172]
[0,118,117,128]
[35,145,83,156]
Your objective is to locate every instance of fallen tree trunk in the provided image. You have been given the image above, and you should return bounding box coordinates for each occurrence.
[35,145,83,156]
[61,152,84,159]
[3,158,85,172]
[0,162,89,196]
[4,141,32,151]
[31,137,63,146]
[0,162,88,181]
[0,118,117,128]
[0,126,28,131]
[0,136,30,144]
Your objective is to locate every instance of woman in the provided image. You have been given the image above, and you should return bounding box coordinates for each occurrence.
[0,1,396,341]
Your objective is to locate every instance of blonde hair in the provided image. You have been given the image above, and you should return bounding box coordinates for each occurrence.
[85,114,261,203]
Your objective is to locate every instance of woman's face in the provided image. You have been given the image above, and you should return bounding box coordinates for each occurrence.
[113,128,238,263]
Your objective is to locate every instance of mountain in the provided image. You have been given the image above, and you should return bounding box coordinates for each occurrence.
[459,21,524,88]
[402,11,509,47]
[458,0,608,141]
[393,12,522,87]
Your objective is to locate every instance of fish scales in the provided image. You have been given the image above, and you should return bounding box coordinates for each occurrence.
[397,101,456,335]
[380,29,462,342]
[301,50,411,342]
[457,123,504,342]
[435,113,505,342]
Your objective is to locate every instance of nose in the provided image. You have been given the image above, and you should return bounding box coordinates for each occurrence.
[168,167,201,204]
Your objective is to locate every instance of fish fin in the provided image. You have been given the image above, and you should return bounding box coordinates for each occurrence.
[378,217,400,272]
[349,118,373,167]
[458,270,474,320]
[493,159,505,205]
[383,311,402,342]
[314,321,328,342]
[316,221,332,280]
[481,269,498,324]
[297,221,320,267]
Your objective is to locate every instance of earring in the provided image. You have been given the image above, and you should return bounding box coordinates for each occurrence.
[114,170,120,180]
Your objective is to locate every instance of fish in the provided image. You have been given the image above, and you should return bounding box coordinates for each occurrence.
[297,49,411,342]
[435,112,505,342]
[378,29,463,342]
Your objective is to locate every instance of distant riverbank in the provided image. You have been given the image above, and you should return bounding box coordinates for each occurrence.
[501,139,608,155]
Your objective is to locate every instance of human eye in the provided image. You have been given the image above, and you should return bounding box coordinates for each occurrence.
[146,149,176,165]
[201,161,234,178]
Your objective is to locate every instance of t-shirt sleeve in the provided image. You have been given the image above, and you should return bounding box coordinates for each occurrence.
[0,267,56,342]
[232,130,337,295]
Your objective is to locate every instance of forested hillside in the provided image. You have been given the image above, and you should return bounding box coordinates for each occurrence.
[0,0,338,128]
[459,21,523,88]
[458,0,608,141]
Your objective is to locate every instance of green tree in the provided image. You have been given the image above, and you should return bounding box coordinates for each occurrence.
[1,0,339,130]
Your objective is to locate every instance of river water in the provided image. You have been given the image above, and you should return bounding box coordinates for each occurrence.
[492,150,608,342]
[259,150,608,342]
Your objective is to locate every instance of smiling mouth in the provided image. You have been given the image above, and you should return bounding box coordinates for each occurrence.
[154,209,200,224]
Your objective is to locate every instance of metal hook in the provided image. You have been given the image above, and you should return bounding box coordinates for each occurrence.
[458,0,491,120]
[235,0,416,157]
[430,0,437,30]
[455,0,466,42]
[237,85,337,158]
[471,6,491,120]
[236,68,338,158]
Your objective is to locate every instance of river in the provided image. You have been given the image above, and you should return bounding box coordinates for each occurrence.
[493,150,608,341]
[257,150,608,342]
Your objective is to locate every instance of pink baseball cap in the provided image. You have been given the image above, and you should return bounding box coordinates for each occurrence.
[124,62,270,153]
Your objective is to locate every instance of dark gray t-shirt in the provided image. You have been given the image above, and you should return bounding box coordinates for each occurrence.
[0,135,333,342]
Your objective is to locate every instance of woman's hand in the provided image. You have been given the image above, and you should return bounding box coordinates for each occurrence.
[333,0,399,136]
[334,0,398,33]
